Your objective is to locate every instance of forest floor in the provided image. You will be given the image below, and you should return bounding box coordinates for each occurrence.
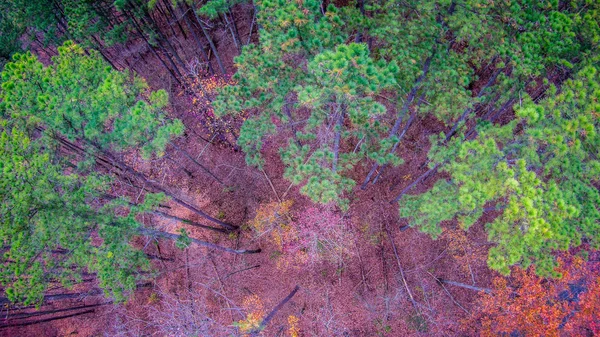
[2,7,504,336]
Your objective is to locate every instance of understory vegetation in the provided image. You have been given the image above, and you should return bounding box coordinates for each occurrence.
[0,0,599,336]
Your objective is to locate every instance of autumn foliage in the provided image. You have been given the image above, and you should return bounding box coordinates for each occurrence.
[467,252,600,337]
[184,73,245,146]
[249,201,354,268]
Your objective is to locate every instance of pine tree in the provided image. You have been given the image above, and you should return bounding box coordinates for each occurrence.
[397,64,600,276]
[1,41,234,231]
[360,0,600,186]
[213,1,403,207]
[0,3,23,70]
[281,43,398,207]
[1,41,183,160]
[0,127,153,306]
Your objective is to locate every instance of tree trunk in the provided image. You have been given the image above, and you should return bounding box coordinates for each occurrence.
[390,163,440,203]
[225,5,242,52]
[151,209,228,234]
[0,310,96,328]
[371,93,423,185]
[138,227,261,254]
[361,55,433,189]
[162,0,188,40]
[125,9,182,84]
[102,150,237,231]
[443,66,504,143]
[249,285,301,336]
[169,141,224,185]
[177,2,214,74]
[4,302,112,321]
[438,279,492,294]
[190,3,227,74]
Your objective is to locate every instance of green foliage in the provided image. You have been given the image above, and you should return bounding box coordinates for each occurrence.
[0,4,23,70]
[215,0,599,210]
[0,127,158,306]
[214,2,400,206]
[175,228,192,249]
[0,42,184,306]
[280,43,398,206]
[196,0,247,18]
[398,65,600,277]
[0,41,183,161]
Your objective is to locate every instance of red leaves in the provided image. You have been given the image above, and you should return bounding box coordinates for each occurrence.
[467,251,600,336]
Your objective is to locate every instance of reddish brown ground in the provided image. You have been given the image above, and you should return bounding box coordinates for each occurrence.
[1,5,508,336]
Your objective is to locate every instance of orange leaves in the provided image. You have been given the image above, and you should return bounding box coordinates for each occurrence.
[443,228,487,275]
[249,202,353,269]
[467,252,600,336]
[235,294,303,336]
[250,200,294,234]
[567,276,600,335]
[248,201,300,268]
[287,315,300,337]
[181,73,244,147]
[236,294,266,335]
[185,74,237,117]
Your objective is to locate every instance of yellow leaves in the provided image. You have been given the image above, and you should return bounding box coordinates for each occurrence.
[281,38,299,51]
[147,292,159,304]
[294,18,308,26]
[287,315,300,337]
[236,297,302,336]
[249,200,294,234]
[236,295,265,335]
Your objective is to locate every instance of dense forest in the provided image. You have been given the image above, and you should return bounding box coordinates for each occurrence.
[0,0,599,336]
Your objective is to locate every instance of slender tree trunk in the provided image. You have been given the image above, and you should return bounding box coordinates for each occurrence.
[59,134,237,231]
[169,141,224,185]
[90,35,119,70]
[355,0,366,43]
[390,163,440,203]
[138,227,261,254]
[371,93,424,185]
[443,66,504,142]
[249,285,301,336]
[162,0,188,40]
[154,0,181,40]
[177,2,214,74]
[125,9,182,84]
[105,152,237,231]
[151,210,228,233]
[190,3,227,74]
[137,7,188,72]
[0,289,103,306]
[164,153,195,178]
[361,55,433,189]
[247,7,257,45]
[101,193,229,234]
[225,4,242,52]
[438,279,492,294]
[0,310,96,328]
[4,302,112,321]
[332,105,345,173]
